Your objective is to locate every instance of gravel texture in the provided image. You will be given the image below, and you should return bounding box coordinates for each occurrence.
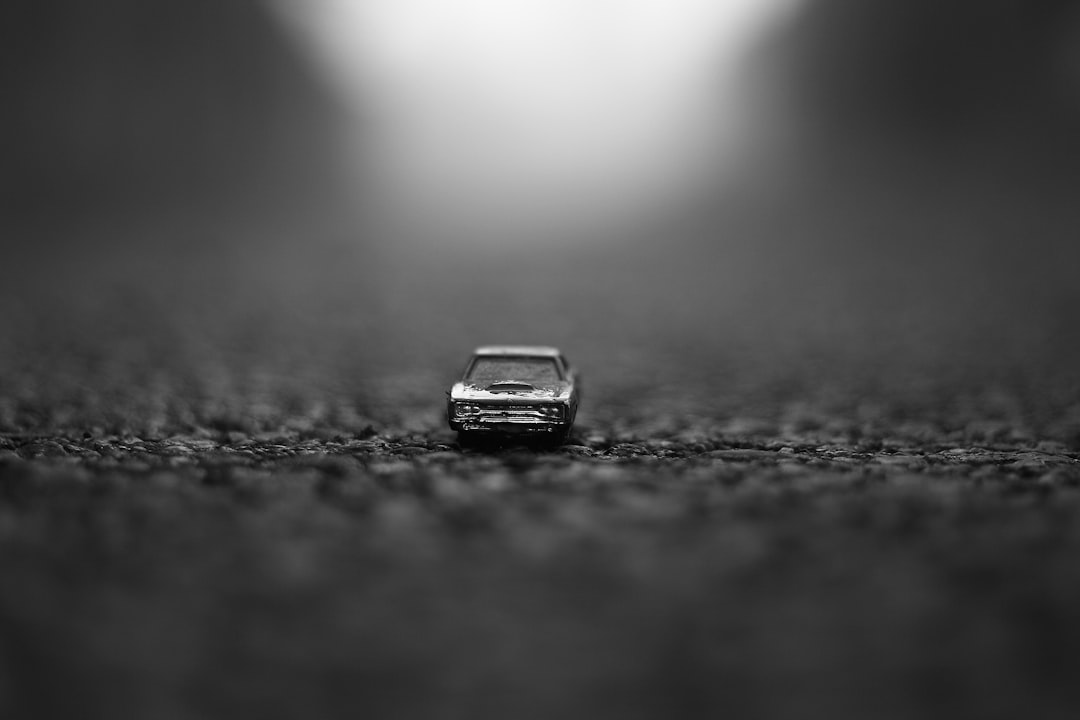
[4,415,1080,719]
[3,213,1080,719]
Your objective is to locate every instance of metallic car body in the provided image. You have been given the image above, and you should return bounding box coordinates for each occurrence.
[447,346,580,443]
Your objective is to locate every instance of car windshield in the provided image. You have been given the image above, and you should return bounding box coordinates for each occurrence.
[466,357,561,384]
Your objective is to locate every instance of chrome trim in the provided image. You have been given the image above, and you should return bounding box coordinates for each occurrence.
[477,408,548,422]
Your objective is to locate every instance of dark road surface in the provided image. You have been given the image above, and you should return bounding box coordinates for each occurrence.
[3,426,1080,719]
[3,196,1080,719]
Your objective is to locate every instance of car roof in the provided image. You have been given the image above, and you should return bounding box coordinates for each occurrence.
[472,345,562,358]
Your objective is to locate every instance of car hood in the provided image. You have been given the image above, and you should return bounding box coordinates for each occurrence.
[450,380,572,403]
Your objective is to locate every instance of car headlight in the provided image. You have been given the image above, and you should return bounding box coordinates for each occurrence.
[540,405,564,420]
[455,403,480,418]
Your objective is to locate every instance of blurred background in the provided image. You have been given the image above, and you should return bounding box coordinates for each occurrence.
[3,0,1080,439]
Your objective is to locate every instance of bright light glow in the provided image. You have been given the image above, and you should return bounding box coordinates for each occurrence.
[269,0,799,246]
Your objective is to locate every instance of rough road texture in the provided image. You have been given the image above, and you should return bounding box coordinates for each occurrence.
[3,428,1080,720]
[3,198,1080,720]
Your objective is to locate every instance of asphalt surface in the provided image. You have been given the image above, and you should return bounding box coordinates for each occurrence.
[3,192,1080,719]
[3,425,1080,720]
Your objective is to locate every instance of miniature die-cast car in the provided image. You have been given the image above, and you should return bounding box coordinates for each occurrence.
[448,346,580,444]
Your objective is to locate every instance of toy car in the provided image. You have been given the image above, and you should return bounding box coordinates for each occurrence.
[447,346,580,445]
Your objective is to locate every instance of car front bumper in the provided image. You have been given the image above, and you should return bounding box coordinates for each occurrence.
[448,403,572,435]
[449,418,570,435]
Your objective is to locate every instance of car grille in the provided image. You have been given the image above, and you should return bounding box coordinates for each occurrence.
[478,405,547,421]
